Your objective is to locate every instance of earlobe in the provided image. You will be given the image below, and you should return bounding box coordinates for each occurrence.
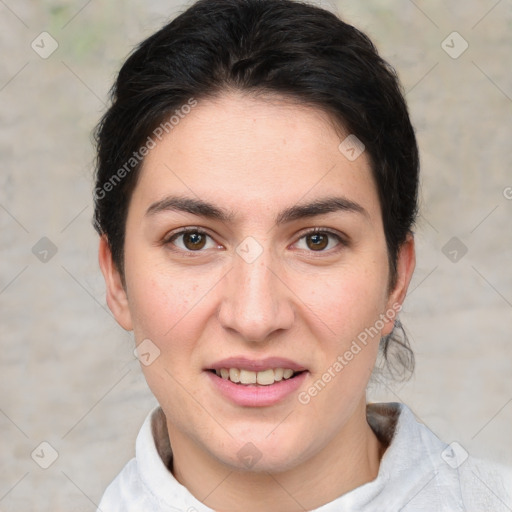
[382,233,416,336]
[98,236,134,331]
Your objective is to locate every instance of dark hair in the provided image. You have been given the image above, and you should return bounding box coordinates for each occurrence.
[93,0,418,378]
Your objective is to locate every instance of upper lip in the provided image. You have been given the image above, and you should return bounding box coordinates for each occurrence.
[207,357,307,372]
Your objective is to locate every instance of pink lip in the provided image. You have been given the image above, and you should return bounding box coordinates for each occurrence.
[206,357,307,372]
[206,370,308,407]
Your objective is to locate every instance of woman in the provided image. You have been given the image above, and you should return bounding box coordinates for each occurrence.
[93,0,511,510]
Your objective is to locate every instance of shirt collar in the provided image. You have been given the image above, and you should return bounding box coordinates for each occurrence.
[136,402,465,511]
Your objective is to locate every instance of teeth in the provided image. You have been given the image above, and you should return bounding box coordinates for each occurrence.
[214,367,299,385]
[239,369,257,384]
[256,369,275,385]
[283,369,294,379]
[229,368,240,383]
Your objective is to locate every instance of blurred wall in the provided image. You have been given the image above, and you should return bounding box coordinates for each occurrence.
[1,1,511,510]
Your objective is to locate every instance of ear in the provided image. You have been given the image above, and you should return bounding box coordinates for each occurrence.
[98,235,133,331]
[381,233,416,337]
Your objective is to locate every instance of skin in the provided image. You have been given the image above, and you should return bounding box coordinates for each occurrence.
[99,92,415,511]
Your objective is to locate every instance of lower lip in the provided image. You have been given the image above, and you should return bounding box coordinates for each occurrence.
[206,371,308,407]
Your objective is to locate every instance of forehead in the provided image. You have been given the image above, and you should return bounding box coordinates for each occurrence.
[131,92,380,220]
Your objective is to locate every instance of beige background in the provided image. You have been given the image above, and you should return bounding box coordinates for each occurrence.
[1,0,511,510]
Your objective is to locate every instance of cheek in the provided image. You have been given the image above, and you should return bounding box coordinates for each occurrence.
[293,266,389,427]
[124,253,208,352]
[125,267,213,410]
[296,260,390,343]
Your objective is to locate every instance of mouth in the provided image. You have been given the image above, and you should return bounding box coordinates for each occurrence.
[209,367,306,386]
[205,357,308,407]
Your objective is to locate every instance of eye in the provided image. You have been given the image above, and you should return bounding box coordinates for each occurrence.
[166,228,219,252]
[294,229,343,252]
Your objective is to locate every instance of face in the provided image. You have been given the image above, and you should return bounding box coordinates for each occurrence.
[100,92,415,474]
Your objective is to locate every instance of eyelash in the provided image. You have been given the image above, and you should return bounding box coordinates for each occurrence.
[294,227,346,253]
[163,227,217,253]
[163,227,346,254]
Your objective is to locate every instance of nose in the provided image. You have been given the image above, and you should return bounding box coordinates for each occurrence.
[217,247,295,343]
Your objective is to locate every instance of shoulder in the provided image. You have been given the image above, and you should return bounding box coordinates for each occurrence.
[96,407,167,511]
[458,455,512,509]
[365,403,512,510]
[97,458,148,512]
[97,406,213,512]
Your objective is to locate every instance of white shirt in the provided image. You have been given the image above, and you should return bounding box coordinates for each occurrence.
[98,402,512,511]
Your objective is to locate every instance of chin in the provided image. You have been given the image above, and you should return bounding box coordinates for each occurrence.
[211,428,315,474]
[225,451,305,474]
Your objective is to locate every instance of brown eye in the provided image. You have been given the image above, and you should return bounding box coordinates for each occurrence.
[306,232,329,251]
[182,231,206,250]
[167,229,217,252]
[294,230,343,253]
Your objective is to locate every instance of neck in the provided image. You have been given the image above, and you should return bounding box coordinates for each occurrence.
[168,398,384,512]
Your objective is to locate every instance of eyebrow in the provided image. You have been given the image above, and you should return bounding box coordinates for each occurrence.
[275,197,368,224]
[145,196,234,222]
[145,195,368,224]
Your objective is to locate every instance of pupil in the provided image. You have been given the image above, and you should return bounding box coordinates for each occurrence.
[307,233,328,251]
[185,232,205,250]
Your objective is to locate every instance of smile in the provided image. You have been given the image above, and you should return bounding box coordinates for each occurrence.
[214,367,301,385]
[206,357,309,407]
